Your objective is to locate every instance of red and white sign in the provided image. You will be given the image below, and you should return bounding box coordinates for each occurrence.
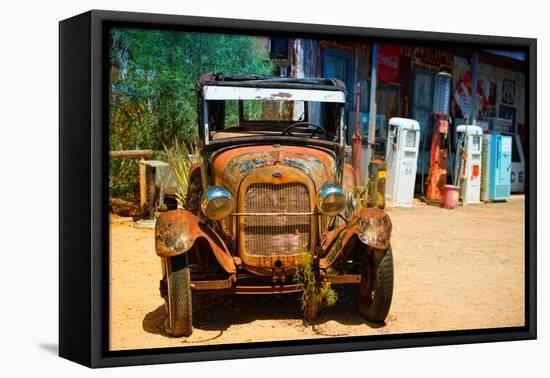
[377,44,400,83]
[453,72,487,119]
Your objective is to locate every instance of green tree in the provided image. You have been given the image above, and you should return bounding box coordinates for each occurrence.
[109,28,273,198]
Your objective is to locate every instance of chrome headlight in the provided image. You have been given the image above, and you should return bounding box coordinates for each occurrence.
[317,184,346,216]
[201,186,234,220]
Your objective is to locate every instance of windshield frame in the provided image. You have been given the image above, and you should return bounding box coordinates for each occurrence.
[201,85,346,148]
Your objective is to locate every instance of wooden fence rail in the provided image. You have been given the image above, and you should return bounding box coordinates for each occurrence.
[109,149,155,159]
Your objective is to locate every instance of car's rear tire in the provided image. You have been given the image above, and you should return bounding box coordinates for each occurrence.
[358,247,393,324]
[165,253,193,337]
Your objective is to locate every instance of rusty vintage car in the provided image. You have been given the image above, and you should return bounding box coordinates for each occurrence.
[156,73,393,336]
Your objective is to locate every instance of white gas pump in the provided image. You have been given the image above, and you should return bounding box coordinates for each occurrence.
[456,125,483,204]
[385,117,420,207]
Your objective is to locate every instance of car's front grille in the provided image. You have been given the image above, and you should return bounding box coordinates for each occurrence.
[243,183,310,257]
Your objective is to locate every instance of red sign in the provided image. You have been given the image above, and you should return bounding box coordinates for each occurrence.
[377,44,400,83]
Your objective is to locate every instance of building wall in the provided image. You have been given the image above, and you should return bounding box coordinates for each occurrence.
[479,62,526,128]
[261,37,527,182]
[451,55,526,128]
[256,36,527,192]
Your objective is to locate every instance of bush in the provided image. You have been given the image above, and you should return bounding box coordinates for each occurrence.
[294,248,338,321]
[163,138,198,208]
[109,158,140,200]
[357,185,369,208]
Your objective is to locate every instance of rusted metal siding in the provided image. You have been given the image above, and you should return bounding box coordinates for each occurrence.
[401,46,454,72]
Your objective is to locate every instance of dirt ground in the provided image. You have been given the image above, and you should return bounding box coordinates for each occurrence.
[109,196,525,351]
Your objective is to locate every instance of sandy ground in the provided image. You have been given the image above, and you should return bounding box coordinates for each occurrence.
[109,196,525,351]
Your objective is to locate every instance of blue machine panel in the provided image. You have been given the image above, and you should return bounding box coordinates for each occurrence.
[489,134,512,201]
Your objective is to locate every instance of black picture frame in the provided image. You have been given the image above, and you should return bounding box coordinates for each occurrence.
[59,9,537,368]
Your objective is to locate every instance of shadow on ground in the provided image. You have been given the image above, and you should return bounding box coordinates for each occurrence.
[143,287,385,339]
[38,343,58,355]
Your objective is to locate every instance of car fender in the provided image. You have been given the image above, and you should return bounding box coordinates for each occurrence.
[155,209,236,274]
[321,207,392,268]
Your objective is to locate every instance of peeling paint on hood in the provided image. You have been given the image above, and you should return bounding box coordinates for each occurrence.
[212,145,338,193]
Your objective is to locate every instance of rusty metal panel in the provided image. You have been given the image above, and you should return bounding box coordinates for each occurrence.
[230,284,302,295]
[321,207,392,268]
[190,276,234,291]
[155,210,236,274]
[325,274,361,285]
[212,145,338,194]
[319,214,330,238]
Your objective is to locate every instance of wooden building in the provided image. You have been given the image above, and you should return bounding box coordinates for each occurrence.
[258,36,527,191]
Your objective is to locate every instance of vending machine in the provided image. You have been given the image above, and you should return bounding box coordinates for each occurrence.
[455,125,483,204]
[480,134,512,201]
[385,117,421,207]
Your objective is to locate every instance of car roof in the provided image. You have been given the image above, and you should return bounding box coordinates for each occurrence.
[199,72,347,93]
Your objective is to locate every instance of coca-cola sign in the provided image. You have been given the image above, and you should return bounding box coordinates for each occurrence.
[377,44,401,83]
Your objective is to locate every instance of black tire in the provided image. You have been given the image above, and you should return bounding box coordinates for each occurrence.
[165,254,193,337]
[358,248,394,324]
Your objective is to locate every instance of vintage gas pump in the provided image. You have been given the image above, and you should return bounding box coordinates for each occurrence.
[480,133,512,201]
[455,125,483,204]
[424,72,453,204]
[385,117,421,207]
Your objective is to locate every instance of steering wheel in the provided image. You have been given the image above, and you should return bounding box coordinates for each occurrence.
[281,122,332,141]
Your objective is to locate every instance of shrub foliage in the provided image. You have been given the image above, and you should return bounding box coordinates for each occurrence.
[109,28,273,197]
[294,248,338,321]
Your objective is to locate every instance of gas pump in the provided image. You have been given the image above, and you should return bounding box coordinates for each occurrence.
[424,72,453,204]
[455,125,483,204]
[385,118,420,207]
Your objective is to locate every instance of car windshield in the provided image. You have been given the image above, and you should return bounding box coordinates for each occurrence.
[237,99,306,122]
[203,86,345,144]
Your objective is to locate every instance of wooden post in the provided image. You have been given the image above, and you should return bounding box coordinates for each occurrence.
[469,53,479,125]
[139,159,147,214]
[366,43,378,167]
[148,166,157,219]
[351,83,362,185]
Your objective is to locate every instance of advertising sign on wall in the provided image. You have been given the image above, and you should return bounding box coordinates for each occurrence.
[502,79,516,105]
[377,44,400,83]
[453,72,487,119]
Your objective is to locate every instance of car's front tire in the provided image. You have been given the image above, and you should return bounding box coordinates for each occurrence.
[164,253,193,337]
[358,247,394,324]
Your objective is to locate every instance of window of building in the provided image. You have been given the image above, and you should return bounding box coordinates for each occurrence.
[270,37,289,60]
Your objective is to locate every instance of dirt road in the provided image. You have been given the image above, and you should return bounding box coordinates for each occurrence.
[109,196,525,351]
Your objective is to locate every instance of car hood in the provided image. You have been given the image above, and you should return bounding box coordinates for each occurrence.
[211,145,339,194]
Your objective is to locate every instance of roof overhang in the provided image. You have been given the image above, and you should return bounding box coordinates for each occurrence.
[203,85,346,103]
